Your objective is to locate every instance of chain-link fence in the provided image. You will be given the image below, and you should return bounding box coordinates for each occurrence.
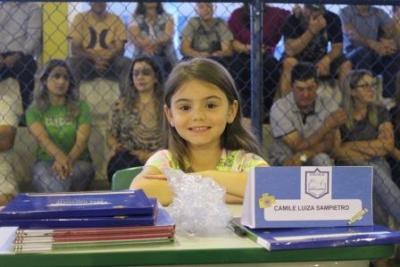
[0,1,400,228]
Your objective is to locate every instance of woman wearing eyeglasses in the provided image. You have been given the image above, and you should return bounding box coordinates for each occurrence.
[333,69,400,226]
[106,56,164,183]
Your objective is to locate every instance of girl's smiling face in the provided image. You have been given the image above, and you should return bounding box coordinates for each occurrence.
[165,79,238,149]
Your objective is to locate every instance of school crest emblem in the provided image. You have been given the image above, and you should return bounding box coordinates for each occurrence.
[305,168,329,199]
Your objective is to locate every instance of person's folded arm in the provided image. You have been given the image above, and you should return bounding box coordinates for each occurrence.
[130,166,173,206]
[282,108,347,152]
[285,31,315,57]
[350,121,394,157]
[232,39,249,54]
[29,122,67,160]
[0,125,16,151]
[156,16,175,46]
[68,124,91,163]
[198,165,267,199]
[333,129,371,162]
[129,23,151,49]
[214,41,233,57]
[181,37,207,57]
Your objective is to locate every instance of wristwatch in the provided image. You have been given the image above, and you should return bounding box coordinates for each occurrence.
[299,153,308,164]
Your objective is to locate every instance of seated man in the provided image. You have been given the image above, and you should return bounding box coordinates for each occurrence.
[340,5,400,98]
[228,3,289,120]
[180,2,233,66]
[280,4,351,96]
[0,92,19,205]
[67,2,130,84]
[269,62,346,166]
[0,3,41,112]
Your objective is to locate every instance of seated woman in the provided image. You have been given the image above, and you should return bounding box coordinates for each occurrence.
[129,2,177,78]
[26,59,94,192]
[106,56,164,183]
[333,69,400,225]
[180,2,233,66]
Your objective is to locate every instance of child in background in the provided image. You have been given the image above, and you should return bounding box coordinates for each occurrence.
[130,58,268,205]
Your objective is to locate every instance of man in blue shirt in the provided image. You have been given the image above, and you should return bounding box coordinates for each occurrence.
[340,5,400,98]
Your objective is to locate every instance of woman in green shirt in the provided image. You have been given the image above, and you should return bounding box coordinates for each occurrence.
[26,59,94,192]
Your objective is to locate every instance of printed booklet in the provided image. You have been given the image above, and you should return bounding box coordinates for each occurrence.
[0,190,154,219]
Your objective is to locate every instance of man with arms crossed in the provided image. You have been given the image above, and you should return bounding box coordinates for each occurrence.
[269,62,346,166]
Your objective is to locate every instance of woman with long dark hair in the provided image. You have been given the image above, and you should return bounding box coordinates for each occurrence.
[106,56,164,183]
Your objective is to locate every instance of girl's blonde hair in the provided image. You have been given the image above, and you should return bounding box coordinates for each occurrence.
[342,69,378,130]
[163,58,263,171]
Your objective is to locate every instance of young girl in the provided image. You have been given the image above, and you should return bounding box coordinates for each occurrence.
[130,58,268,205]
[106,56,164,183]
[26,59,95,192]
[333,69,400,225]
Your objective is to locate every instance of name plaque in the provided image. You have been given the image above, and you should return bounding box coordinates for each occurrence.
[241,166,373,228]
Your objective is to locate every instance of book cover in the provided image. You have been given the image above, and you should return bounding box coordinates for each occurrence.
[14,237,175,253]
[0,190,153,219]
[242,166,373,228]
[232,218,400,251]
[13,209,175,253]
[0,214,155,229]
[14,208,174,234]
[16,231,174,243]
[0,227,18,254]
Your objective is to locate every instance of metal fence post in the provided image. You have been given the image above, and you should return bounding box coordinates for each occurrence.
[250,0,264,144]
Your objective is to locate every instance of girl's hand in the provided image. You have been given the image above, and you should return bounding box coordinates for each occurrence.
[143,174,167,180]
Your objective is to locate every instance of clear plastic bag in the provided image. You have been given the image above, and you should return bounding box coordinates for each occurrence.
[164,169,232,236]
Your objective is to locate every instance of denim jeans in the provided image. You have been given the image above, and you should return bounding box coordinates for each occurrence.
[340,157,400,224]
[32,160,95,192]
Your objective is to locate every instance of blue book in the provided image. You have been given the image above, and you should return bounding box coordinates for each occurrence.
[232,218,400,251]
[0,190,154,219]
[0,214,155,229]
[0,198,159,229]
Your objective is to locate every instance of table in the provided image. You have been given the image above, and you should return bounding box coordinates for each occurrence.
[0,207,395,267]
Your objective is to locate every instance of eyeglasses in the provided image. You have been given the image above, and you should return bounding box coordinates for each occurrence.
[354,82,378,90]
[48,73,69,80]
[133,68,153,77]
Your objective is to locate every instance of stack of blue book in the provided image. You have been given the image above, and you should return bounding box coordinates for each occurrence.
[0,190,176,253]
[238,166,400,251]
[231,218,400,251]
[0,190,157,228]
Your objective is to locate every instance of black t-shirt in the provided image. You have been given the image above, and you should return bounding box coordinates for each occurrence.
[340,106,391,142]
[282,10,343,62]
